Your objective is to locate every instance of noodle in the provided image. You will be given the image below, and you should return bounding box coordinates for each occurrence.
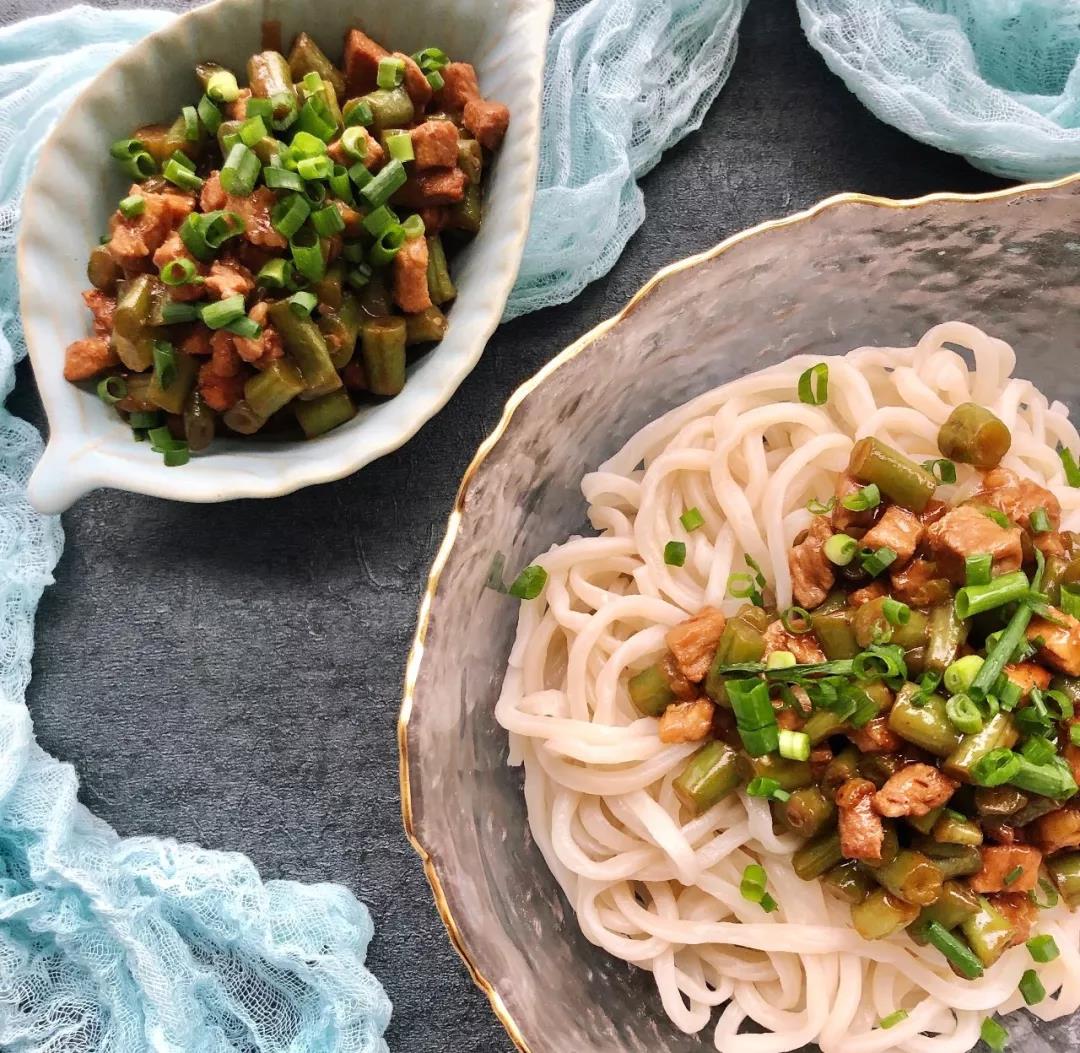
[495,323,1080,1052]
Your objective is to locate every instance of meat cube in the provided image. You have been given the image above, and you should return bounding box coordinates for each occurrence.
[436,61,480,110]
[344,29,389,96]
[395,51,433,109]
[209,330,241,377]
[1003,662,1052,698]
[231,301,283,368]
[200,173,286,249]
[970,844,1042,893]
[179,325,213,357]
[810,744,834,780]
[392,235,432,315]
[328,128,384,171]
[1031,807,1080,856]
[973,467,1061,534]
[848,716,901,755]
[872,763,957,818]
[990,893,1038,947]
[849,581,887,607]
[418,206,450,234]
[205,260,255,300]
[198,342,245,411]
[926,505,1023,583]
[393,167,467,208]
[107,187,193,265]
[227,88,252,122]
[63,337,118,381]
[832,473,881,533]
[919,499,949,527]
[666,607,727,682]
[658,698,715,744]
[200,171,227,211]
[81,289,116,337]
[762,619,826,665]
[837,778,885,862]
[463,97,510,151]
[889,557,951,607]
[1027,607,1080,676]
[859,505,923,567]
[410,119,460,170]
[788,515,834,609]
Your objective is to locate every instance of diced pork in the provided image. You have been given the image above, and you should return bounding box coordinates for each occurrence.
[82,289,117,336]
[661,652,698,702]
[788,515,834,610]
[463,97,510,150]
[395,52,433,109]
[394,167,468,208]
[151,232,207,301]
[344,29,389,96]
[849,581,887,607]
[973,467,1061,534]
[970,844,1043,893]
[762,620,826,665]
[666,607,727,682]
[872,763,957,818]
[837,778,885,862]
[832,473,881,533]
[991,893,1038,947]
[201,173,286,249]
[63,337,118,381]
[230,301,283,368]
[1031,806,1080,856]
[1003,662,1052,698]
[889,557,952,608]
[107,186,194,266]
[418,206,449,234]
[226,88,251,122]
[1026,607,1080,676]
[658,698,715,744]
[198,353,245,412]
[391,234,433,314]
[328,128,384,170]
[848,716,902,755]
[435,61,481,111]
[919,499,949,527]
[926,505,1023,583]
[859,505,923,567]
[410,119,460,170]
[205,259,255,300]
[180,325,213,357]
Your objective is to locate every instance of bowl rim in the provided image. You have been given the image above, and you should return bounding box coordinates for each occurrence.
[397,168,1080,1053]
[18,0,552,511]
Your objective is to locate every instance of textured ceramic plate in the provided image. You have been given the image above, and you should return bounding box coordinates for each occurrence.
[20,0,551,512]
[400,175,1080,1052]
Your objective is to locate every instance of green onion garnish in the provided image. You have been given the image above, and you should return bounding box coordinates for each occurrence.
[256,258,293,289]
[739,864,778,912]
[823,533,857,566]
[778,729,810,762]
[923,921,984,979]
[955,570,1031,619]
[386,130,415,164]
[311,204,345,237]
[945,693,984,735]
[1030,879,1059,910]
[151,340,177,391]
[370,224,406,268]
[220,142,260,196]
[288,291,318,317]
[265,166,304,192]
[964,553,992,586]
[1003,865,1024,887]
[746,776,788,801]
[161,301,200,325]
[96,375,127,405]
[224,316,261,339]
[780,606,812,635]
[982,506,1011,529]
[179,213,214,261]
[728,678,779,757]
[128,410,161,429]
[852,643,906,682]
[1071,725,1080,748]
[509,565,547,600]
[411,46,450,73]
[401,213,425,240]
[271,194,311,240]
[200,295,246,330]
[181,104,200,141]
[206,69,239,103]
[969,600,1036,701]
[797,363,828,405]
[1061,583,1080,620]
[766,650,796,670]
[882,598,910,627]
[329,165,355,205]
[341,126,369,161]
[426,70,444,90]
[859,545,896,577]
[240,115,268,148]
[197,94,222,134]
[807,496,835,515]
[841,482,880,512]
[291,228,326,282]
[943,654,985,695]
[1019,969,1046,1005]
[163,156,203,191]
[376,55,406,90]
[970,748,1021,787]
[159,257,201,286]
[344,98,374,127]
[109,137,157,179]
[347,264,372,289]
[296,155,333,181]
[1059,446,1080,487]
[362,204,398,237]
[297,97,337,142]
[202,210,246,249]
[360,158,407,209]
[920,458,957,484]
[118,195,145,219]
[1030,506,1051,533]
[979,1018,1008,1052]
[879,1011,908,1030]
[680,507,705,532]
[664,541,686,567]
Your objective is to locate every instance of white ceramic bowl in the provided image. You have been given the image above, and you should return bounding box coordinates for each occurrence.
[20,0,551,512]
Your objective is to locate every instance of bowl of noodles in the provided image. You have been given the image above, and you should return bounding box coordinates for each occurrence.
[399,174,1080,1053]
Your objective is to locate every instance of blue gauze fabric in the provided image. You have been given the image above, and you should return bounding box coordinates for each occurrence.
[503,0,749,319]
[0,8,392,1053]
[798,0,1080,182]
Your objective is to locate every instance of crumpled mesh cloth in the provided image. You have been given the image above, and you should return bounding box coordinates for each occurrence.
[0,7,391,1052]
[798,0,1080,182]
[503,0,749,319]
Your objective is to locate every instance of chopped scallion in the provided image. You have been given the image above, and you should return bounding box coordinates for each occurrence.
[118,195,145,219]
[1019,968,1046,1005]
[797,363,828,405]
[879,1011,908,1030]
[680,507,705,532]
[376,55,406,90]
[509,565,547,600]
[964,553,992,586]
[841,482,880,512]
[824,533,857,566]
[664,541,687,567]
[288,290,318,317]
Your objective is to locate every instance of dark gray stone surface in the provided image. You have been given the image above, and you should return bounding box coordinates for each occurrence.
[9,1,1009,1050]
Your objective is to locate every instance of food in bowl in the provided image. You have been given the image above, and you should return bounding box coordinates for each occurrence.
[64,25,508,465]
[495,322,1080,1052]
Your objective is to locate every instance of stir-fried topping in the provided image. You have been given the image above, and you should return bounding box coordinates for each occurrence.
[629,402,1080,984]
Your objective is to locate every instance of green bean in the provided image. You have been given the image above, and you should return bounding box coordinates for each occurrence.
[295,388,356,438]
[909,881,980,941]
[851,889,920,940]
[822,861,873,905]
[287,32,345,96]
[112,275,158,371]
[245,359,305,420]
[87,245,121,293]
[449,182,482,235]
[426,235,456,306]
[358,269,393,317]
[362,87,415,130]
[457,138,483,184]
[932,813,983,846]
[312,262,346,313]
[628,664,675,717]
[960,896,1014,967]
[750,754,814,792]
[405,305,448,345]
[811,608,860,660]
[944,712,1019,780]
[848,436,938,512]
[860,824,900,870]
[267,301,342,398]
[822,747,861,798]
[195,61,228,92]
[705,621,766,703]
[973,786,1027,817]
[361,315,407,396]
[250,136,283,167]
[938,403,1012,469]
[222,399,263,435]
[888,689,963,757]
[912,840,983,879]
[852,597,929,650]
[1042,554,1069,606]
[793,831,843,881]
[803,709,847,745]
[782,787,836,839]
[133,120,190,167]
[673,741,743,813]
[247,51,296,123]
[311,77,343,132]
[872,850,944,906]
[906,805,945,836]
[857,752,904,788]
[148,351,198,415]
[925,604,968,675]
[1010,794,1062,827]
[1048,852,1080,908]
[182,389,215,452]
[318,292,364,369]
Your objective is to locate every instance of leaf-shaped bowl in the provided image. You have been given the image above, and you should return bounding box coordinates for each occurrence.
[20,0,551,512]
[400,174,1080,1053]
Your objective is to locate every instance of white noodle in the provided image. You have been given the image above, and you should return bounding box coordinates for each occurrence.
[495,324,1080,1052]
